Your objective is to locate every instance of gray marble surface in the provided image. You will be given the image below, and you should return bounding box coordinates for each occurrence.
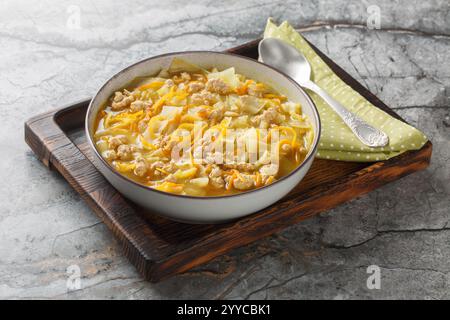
[0,0,449,300]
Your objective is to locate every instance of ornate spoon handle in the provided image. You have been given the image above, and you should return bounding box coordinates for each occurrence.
[302,81,389,147]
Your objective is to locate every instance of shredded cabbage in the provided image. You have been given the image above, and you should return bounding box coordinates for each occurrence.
[208,67,240,89]
[93,62,314,196]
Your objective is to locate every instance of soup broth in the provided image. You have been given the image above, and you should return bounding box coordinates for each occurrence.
[93,61,314,196]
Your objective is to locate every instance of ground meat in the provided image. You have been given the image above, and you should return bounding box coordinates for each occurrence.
[134,157,148,177]
[264,107,283,123]
[205,150,224,164]
[103,150,117,161]
[163,162,177,173]
[117,144,133,160]
[165,79,175,87]
[209,166,225,188]
[191,90,215,105]
[239,163,258,171]
[233,174,255,190]
[210,176,225,189]
[209,166,222,177]
[130,100,149,112]
[263,108,277,122]
[187,81,205,93]
[152,169,162,177]
[154,135,168,148]
[149,161,167,176]
[111,91,135,111]
[113,91,124,102]
[251,107,284,128]
[223,163,257,172]
[208,104,225,124]
[180,72,191,81]
[108,135,128,149]
[206,78,230,95]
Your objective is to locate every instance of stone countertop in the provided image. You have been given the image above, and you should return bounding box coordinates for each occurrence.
[0,0,448,299]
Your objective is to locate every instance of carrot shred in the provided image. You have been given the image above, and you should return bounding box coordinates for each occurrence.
[138,81,165,91]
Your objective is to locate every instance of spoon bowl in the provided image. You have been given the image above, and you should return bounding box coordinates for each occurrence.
[259,37,312,84]
[259,38,389,148]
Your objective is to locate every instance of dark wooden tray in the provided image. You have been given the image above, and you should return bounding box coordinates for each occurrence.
[25,38,432,282]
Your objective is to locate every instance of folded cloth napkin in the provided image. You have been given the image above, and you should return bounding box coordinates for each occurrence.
[263,19,428,162]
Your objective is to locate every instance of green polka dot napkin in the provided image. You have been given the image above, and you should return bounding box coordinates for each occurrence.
[263,19,428,162]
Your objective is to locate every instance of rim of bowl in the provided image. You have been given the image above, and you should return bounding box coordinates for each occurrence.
[85,50,321,199]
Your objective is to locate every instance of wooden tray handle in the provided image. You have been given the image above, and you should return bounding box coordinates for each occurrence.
[24,101,166,280]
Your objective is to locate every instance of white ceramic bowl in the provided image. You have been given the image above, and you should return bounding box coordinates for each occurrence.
[86,51,321,224]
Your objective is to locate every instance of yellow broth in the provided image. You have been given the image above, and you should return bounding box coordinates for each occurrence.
[93,65,313,197]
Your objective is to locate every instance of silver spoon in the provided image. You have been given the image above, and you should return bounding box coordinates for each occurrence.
[259,38,389,148]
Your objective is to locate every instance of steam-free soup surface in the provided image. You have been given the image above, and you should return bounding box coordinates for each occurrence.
[94,61,313,196]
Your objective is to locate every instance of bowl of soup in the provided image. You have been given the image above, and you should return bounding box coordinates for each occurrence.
[86,51,320,223]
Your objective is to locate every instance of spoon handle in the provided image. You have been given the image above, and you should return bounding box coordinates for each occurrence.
[302,81,389,147]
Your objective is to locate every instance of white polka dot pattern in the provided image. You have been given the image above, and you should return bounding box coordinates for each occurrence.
[263,19,428,162]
